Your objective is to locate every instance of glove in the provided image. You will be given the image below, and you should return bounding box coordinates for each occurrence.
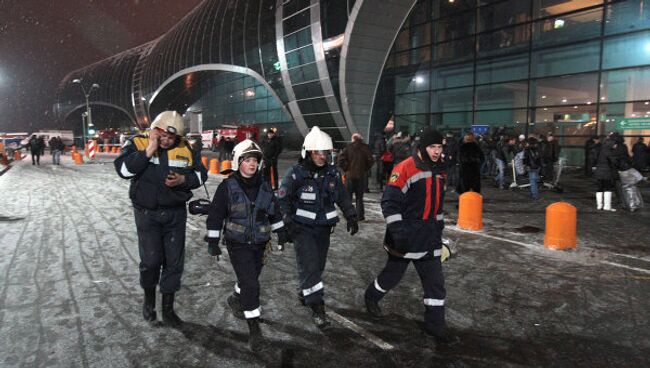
[205,235,222,259]
[346,218,359,236]
[277,230,292,251]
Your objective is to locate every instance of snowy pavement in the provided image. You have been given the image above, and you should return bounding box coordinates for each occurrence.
[1,153,650,367]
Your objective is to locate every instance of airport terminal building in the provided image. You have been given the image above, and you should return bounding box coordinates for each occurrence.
[56,0,650,163]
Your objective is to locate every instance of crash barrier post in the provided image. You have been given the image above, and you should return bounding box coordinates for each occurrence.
[13,150,22,161]
[87,140,97,160]
[220,160,232,173]
[73,152,84,165]
[202,156,209,170]
[209,159,219,174]
[457,191,484,231]
[544,202,577,250]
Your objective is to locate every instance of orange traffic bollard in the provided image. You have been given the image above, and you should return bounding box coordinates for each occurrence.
[457,191,483,231]
[13,150,22,161]
[201,156,209,170]
[544,202,577,250]
[220,160,232,174]
[209,159,219,174]
[73,152,84,165]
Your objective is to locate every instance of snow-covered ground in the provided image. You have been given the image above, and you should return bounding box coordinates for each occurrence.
[1,153,649,367]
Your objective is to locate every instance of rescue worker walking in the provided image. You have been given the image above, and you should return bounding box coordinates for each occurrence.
[114,111,208,326]
[278,126,358,329]
[259,127,283,190]
[205,139,291,350]
[364,127,457,345]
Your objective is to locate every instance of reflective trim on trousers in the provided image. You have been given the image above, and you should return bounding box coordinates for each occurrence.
[271,221,284,231]
[234,282,241,294]
[244,307,261,319]
[207,230,220,238]
[424,298,445,306]
[374,279,387,293]
[302,281,324,296]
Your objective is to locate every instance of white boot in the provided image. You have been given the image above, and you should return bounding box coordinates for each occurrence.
[596,192,603,210]
[603,191,616,212]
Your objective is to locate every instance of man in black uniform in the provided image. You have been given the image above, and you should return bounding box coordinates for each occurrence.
[278,126,358,329]
[114,111,208,326]
[259,127,283,190]
[364,127,457,345]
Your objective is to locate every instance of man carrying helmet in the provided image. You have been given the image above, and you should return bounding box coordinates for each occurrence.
[114,111,208,327]
[204,139,291,350]
[278,126,358,329]
[363,127,458,346]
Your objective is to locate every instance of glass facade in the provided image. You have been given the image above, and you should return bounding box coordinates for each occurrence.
[378,0,650,164]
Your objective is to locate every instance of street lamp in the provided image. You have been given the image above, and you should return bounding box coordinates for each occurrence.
[72,78,100,147]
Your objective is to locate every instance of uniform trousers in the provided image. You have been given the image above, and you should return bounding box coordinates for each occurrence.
[134,206,186,293]
[227,242,266,319]
[293,224,332,305]
[365,252,446,334]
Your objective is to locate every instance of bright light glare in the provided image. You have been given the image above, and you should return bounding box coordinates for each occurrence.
[645,42,650,52]
[414,76,425,84]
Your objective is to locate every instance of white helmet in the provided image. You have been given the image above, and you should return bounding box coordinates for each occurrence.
[231,139,264,172]
[150,111,185,136]
[301,126,333,159]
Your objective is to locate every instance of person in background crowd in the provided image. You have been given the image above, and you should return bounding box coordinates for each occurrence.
[278,126,358,329]
[49,136,65,165]
[524,137,543,200]
[27,134,43,165]
[364,127,458,346]
[632,137,648,172]
[457,133,483,194]
[443,132,459,191]
[373,133,387,192]
[259,127,283,190]
[114,111,208,327]
[540,133,561,182]
[594,132,627,212]
[478,135,492,178]
[516,134,526,153]
[204,139,291,351]
[584,136,597,176]
[338,133,374,221]
[388,128,413,166]
[495,136,513,189]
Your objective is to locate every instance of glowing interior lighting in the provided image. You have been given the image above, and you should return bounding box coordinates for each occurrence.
[413,76,425,84]
[541,95,547,99]
[561,98,567,103]
[645,42,650,52]
[554,19,565,29]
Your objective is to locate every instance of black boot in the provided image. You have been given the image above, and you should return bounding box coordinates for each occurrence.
[310,303,330,329]
[364,296,383,319]
[298,291,305,306]
[142,287,157,322]
[227,293,245,320]
[247,318,264,351]
[162,293,183,327]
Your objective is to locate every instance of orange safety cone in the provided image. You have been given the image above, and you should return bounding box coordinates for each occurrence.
[13,150,22,161]
[105,145,111,153]
[71,145,77,153]
[201,156,209,170]
[112,146,118,153]
[220,160,232,174]
[457,191,483,231]
[209,159,219,174]
[1,154,8,166]
[544,202,577,250]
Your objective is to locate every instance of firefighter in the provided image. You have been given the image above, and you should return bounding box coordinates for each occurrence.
[205,139,291,350]
[278,126,358,329]
[364,126,458,345]
[114,111,208,326]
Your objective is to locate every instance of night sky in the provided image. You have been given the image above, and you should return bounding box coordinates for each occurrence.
[0,0,203,133]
